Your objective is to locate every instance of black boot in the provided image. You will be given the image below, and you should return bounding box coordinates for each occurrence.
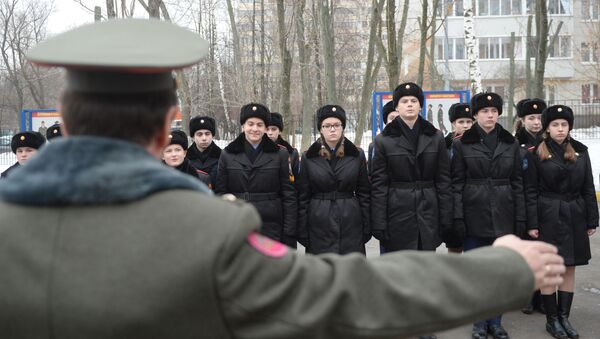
[542,293,568,339]
[558,291,579,339]
[522,290,538,314]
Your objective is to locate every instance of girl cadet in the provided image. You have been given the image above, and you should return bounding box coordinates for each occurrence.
[1,131,45,179]
[524,105,598,339]
[296,105,370,254]
[162,129,211,187]
[371,82,453,254]
[215,103,297,245]
[451,92,526,339]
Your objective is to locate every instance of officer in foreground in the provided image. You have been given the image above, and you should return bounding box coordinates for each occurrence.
[0,19,566,338]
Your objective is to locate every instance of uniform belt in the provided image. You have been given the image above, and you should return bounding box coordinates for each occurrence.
[466,178,510,186]
[233,192,280,202]
[389,181,434,189]
[540,192,580,202]
[312,191,354,200]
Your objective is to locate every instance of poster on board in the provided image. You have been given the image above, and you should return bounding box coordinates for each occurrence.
[31,111,61,135]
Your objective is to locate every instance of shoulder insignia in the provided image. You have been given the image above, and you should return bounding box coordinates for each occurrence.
[247,232,288,258]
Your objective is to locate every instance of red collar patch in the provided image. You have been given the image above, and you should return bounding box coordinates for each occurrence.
[247,232,288,258]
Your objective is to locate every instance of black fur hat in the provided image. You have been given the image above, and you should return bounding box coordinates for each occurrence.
[189,116,215,136]
[517,98,546,118]
[11,131,45,153]
[168,129,189,149]
[471,92,503,116]
[382,101,396,124]
[269,112,284,131]
[317,105,346,129]
[393,82,424,109]
[46,124,62,140]
[240,103,270,126]
[448,103,472,122]
[542,105,574,131]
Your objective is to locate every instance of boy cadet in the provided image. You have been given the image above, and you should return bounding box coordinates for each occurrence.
[266,112,300,182]
[0,18,566,339]
[186,115,221,186]
[0,131,45,179]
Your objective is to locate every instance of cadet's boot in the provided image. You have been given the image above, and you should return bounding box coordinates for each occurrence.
[418,335,437,339]
[521,291,538,314]
[557,291,579,339]
[542,293,568,339]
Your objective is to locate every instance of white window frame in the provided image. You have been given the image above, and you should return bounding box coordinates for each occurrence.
[582,83,600,104]
[548,36,572,58]
[581,42,598,63]
[581,0,600,21]
[477,0,524,16]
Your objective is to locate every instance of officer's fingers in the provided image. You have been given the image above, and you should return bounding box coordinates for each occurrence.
[539,274,564,289]
[540,252,564,266]
[528,241,558,254]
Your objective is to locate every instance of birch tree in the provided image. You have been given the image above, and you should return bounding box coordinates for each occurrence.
[463,0,482,94]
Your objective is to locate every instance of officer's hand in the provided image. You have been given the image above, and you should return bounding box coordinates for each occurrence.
[493,235,565,291]
[528,229,539,239]
[588,228,596,237]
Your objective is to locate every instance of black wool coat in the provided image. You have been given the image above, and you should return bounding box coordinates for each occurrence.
[371,116,452,251]
[297,138,370,254]
[275,136,300,183]
[215,133,297,242]
[173,158,211,188]
[451,123,526,238]
[186,141,221,187]
[1,162,20,179]
[524,139,598,266]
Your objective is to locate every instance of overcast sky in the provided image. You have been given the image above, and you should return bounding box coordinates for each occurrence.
[46,1,103,35]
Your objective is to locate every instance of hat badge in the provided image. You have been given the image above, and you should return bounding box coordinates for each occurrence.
[252,106,257,111]
[557,107,563,112]
[332,107,337,112]
[405,84,410,89]
[487,95,492,100]
[200,119,205,123]
[168,134,173,139]
[533,104,538,109]
[20,135,25,141]
[465,107,470,112]
[53,130,58,134]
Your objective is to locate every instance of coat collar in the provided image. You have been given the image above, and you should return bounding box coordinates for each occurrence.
[187,141,221,160]
[224,133,280,154]
[381,115,438,138]
[305,137,359,159]
[276,136,295,154]
[515,127,542,147]
[569,138,588,153]
[461,123,515,145]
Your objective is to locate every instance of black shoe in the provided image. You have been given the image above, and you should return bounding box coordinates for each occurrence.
[543,293,568,339]
[487,324,509,339]
[418,335,437,339]
[521,302,534,314]
[522,290,539,314]
[557,291,579,339]
[472,326,487,339]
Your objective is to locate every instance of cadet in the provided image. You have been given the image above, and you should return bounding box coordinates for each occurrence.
[451,92,527,339]
[0,18,567,339]
[266,112,300,182]
[371,83,453,254]
[46,123,62,141]
[524,105,598,339]
[215,103,297,245]
[515,98,546,152]
[163,129,211,187]
[367,100,400,176]
[297,105,370,254]
[186,115,221,186]
[0,131,45,179]
[444,102,474,253]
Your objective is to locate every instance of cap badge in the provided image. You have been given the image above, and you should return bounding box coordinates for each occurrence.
[557,107,563,112]
[168,134,173,139]
[332,107,337,112]
[405,84,410,89]
[252,106,257,111]
[200,119,205,123]
[20,136,25,141]
[465,107,470,112]
[533,104,538,109]
[487,95,492,100]
[53,130,58,134]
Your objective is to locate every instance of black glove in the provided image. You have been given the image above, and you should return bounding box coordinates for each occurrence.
[372,230,388,241]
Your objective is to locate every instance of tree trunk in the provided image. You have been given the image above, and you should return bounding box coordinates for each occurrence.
[260,0,267,104]
[416,0,428,87]
[508,32,515,122]
[396,0,409,81]
[312,0,324,108]
[429,0,439,89]
[276,0,292,126]
[534,0,548,98]
[525,14,532,97]
[463,0,482,94]
[225,0,245,103]
[107,0,116,18]
[147,0,159,18]
[252,0,257,98]
[355,0,385,145]
[385,0,398,90]
[94,6,102,21]
[295,0,314,150]
[319,0,337,104]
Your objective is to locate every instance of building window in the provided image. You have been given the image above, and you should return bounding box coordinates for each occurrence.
[548,36,572,58]
[478,37,522,59]
[582,83,600,103]
[436,38,466,60]
[438,0,464,16]
[484,85,506,98]
[478,0,522,15]
[548,0,571,15]
[582,0,600,20]
[544,85,556,103]
[581,42,598,63]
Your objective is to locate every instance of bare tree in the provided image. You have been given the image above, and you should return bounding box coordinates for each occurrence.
[225,0,244,100]
[463,0,482,93]
[534,0,548,98]
[318,0,337,104]
[294,0,314,150]
[275,0,292,126]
